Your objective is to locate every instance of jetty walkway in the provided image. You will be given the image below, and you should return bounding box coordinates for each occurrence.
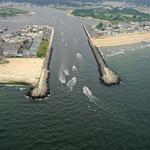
[29,27,55,98]
[83,25,120,85]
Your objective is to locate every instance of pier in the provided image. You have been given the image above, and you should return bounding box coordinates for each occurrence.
[29,27,55,99]
[83,25,120,85]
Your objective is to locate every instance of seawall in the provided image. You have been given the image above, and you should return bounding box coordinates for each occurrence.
[28,27,55,99]
[83,25,120,85]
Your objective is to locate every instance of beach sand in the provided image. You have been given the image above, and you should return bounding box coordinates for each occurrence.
[92,32,150,47]
[0,58,44,86]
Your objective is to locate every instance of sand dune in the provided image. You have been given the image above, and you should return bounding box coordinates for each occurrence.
[0,58,44,86]
[92,32,150,47]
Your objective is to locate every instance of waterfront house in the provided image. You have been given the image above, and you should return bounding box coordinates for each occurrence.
[3,42,22,57]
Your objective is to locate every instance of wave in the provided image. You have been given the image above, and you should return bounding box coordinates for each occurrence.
[106,51,124,57]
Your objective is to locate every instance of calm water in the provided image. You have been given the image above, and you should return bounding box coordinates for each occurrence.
[0,6,150,150]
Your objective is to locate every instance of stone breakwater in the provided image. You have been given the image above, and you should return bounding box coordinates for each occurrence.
[28,27,55,99]
[83,25,120,85]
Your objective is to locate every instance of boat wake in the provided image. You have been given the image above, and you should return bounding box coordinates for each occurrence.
[67,77,77,91]
[83,86,98,104]
[76,53,83,59]
[58,65,66,84]
[72,65,78,73]
[73,38,77,44]
[63,68,70,76]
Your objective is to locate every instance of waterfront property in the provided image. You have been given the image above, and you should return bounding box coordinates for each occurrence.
[3,42,22,57]
[0,25,52,58]
[92,32,150,47]
[86,21,150,47]
[0,25,55,98]
[94,21,150,38]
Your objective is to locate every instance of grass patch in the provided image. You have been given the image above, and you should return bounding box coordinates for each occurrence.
[0,7,29,16]
[37,40,49,57]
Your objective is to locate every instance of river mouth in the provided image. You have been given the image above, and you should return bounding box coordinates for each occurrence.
[0,5,150,150]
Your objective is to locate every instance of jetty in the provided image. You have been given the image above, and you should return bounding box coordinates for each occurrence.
[83,25,120,85]
[29,27,55,99]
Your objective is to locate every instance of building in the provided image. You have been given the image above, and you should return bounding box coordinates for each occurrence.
[42,28,51,41]
[0,46,4,61]
[3,42,22,57]
[23,37,41,57]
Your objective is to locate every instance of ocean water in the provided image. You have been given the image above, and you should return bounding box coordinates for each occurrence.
[0,6,150,150]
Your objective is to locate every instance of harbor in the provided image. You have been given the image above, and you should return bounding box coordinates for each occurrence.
[0,6,150,150]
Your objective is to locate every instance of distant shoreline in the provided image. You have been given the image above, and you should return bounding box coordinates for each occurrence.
[92,32,150,47]
[67,10,105,22]
[0,7,34,17]
[16,11,35,16]
[0,11,35,17]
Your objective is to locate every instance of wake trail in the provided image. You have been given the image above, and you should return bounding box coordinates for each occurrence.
[67,77,77,91]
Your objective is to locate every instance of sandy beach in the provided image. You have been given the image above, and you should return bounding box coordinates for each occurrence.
[92,32,150,47]
[0,58,44,86]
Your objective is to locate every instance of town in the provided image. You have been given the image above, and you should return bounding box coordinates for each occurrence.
[88,21,150,38]
[0,24,52,62]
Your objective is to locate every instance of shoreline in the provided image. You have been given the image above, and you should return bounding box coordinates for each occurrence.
[0,6,35,17]
[0,11,35,17]
[16,11,35,16]
[67,10,106,22]
[0,58,44,87]
[92,32,150,48]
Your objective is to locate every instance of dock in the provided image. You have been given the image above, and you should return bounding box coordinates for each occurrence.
[83,25,120,85]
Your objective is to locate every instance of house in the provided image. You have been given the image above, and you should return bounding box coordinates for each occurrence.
[42,28,51,41]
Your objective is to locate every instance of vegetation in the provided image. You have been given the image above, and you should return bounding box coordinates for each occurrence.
[72,8,150,23]
[96,22,104,30]
[37,40,49,57]
[0,7,29,16]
